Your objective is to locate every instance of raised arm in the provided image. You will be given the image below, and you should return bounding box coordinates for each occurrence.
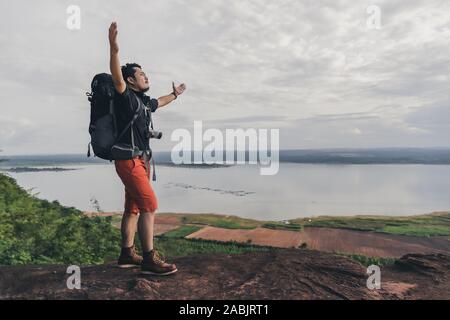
[108,22,126,94]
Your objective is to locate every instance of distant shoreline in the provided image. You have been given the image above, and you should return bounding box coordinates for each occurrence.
[0,167,79,173]
[2,147,450,165]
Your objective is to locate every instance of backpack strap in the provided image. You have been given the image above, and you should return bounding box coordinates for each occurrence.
[143,96,157,181]
[143,97,157,181]
[110,99,117,138]
[151,154,156,181]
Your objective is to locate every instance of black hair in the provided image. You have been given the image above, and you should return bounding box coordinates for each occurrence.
[121,63,142,85]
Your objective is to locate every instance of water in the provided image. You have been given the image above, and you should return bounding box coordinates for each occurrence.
[2,161,450,221]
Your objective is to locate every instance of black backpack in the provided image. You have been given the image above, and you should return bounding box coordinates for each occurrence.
[86,73,144,161]
[86,73,116,160]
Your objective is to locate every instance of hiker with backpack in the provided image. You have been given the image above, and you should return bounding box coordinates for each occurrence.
[88,22,186,275]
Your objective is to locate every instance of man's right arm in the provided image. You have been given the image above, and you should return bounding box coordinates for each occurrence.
[109,22,126,94]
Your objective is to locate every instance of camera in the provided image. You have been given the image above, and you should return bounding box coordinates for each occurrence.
[148,130,162,139]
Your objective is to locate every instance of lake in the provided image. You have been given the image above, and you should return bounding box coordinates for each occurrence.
[3,162,450,221]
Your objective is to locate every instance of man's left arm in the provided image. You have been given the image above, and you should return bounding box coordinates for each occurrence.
[157,82,186,109]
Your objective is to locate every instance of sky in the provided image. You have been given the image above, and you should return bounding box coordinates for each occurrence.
[1,0,450,155]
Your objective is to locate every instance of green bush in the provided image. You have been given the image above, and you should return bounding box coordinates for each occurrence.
[0,173,120,265]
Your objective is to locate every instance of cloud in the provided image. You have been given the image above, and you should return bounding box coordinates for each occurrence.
[350,128,362,135]
[405,103,450,145]
[0,115,39,150]
[0,0,449,154]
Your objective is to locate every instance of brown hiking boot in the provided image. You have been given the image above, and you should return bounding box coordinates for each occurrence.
[118,245,143,268]
[141,250,178,276]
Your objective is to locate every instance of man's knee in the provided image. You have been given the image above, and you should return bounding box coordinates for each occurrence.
[123,211,140,217]
[140,210,157,216]
[138,200,157,214]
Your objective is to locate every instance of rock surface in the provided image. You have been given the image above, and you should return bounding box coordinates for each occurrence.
[0,249,449,300]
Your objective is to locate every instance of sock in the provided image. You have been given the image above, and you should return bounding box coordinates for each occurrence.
[121,245,134,255]
[143,250,154,260]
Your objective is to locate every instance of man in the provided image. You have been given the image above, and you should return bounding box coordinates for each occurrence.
[109,22,186,275]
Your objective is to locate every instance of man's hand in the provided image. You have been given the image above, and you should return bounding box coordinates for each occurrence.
[109,22,119,53]
[157,82,187,108]
[172,82,186,97]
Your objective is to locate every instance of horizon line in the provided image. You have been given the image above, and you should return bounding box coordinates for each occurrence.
[2,146,450,157]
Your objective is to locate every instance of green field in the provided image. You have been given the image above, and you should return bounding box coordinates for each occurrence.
[154,237,272,258]
[262,221,302,231]
[156,236,392,268]
[160,225,203,238]
[292,213,450,237]
[152,211,450,237]
[179,213,263,229]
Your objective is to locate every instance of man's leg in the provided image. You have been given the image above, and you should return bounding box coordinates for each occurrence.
[121,211,139,248]
[138,211,155,252]
[117,188,142,268]
[138,209,177,276]
[137,156,156,252]
[121,189,140,248]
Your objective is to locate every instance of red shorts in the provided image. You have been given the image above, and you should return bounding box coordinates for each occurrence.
[115,156,158,214]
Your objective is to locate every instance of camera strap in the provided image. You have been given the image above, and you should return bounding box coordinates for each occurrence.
[147,100,154,130]
[135,92,157,182]
[147,106,157,181]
